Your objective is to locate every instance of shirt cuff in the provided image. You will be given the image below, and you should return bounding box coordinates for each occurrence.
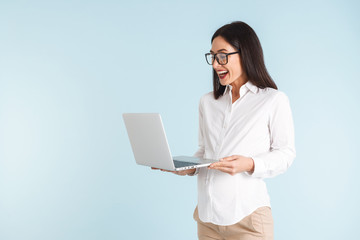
[246,157,266,178]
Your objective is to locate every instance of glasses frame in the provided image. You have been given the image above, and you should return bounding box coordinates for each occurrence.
[205,51,240,65]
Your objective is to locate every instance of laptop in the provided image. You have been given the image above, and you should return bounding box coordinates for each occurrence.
[122,113,216,171]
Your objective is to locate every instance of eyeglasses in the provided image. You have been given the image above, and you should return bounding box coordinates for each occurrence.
[205,51,240,65]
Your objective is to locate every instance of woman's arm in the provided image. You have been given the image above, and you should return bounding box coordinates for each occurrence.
[208,155,254,175]
[250,92,296,178]
[210,92,296,178]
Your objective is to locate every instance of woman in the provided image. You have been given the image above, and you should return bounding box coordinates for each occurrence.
[156,21,295,240]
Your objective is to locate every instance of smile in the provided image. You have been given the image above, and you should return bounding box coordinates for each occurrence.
[217,70,228,80]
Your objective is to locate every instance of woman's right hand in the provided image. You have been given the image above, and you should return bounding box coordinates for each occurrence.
[151,167,196,176]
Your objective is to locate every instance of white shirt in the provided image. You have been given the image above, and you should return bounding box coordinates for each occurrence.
[193,81,296,226]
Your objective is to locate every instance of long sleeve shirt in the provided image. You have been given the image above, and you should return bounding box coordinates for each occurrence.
[193,81,296,226]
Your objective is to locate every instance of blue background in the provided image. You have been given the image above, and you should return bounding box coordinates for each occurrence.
[1,0,359,239]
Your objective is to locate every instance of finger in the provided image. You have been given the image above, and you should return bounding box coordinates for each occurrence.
[220,155,239,162]
[210,161,234,168]
[209,163,232,170]
[209,166,236,175]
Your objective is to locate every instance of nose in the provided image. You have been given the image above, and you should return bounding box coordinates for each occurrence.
[212,59,221,69]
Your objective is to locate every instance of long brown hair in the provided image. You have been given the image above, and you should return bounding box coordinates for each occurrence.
[211,21,277,99]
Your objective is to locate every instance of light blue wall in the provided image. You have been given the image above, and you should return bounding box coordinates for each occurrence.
[1,0,359,239]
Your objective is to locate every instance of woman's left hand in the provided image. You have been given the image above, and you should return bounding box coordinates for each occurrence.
[208,155,255,176]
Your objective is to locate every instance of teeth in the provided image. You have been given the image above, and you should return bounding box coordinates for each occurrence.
[218,71,228,74]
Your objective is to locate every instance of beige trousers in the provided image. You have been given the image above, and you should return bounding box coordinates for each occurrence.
[193,206,274,240]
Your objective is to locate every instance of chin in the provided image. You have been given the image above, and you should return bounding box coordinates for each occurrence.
[219,79,230,86]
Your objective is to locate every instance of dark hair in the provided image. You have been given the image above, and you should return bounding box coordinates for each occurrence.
[211,21,277,99]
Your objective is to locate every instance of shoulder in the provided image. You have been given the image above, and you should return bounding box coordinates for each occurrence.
[257,89,293,119]
[257,88,289,103]
[199,91,214,105]
[200,91,214,100]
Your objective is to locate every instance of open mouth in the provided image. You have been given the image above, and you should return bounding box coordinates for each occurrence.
[217,71,228,80]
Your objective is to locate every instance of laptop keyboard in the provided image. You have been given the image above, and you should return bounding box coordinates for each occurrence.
[173,160,200,168]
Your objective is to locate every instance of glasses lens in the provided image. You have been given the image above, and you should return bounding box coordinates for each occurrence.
[216,53,227,65]
[205,54,213,65]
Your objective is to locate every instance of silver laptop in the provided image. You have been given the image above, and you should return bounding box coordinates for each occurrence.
[122,113,216,171]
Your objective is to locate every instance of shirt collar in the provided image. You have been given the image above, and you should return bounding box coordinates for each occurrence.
[245,81,259,94]
[224,81,259,95]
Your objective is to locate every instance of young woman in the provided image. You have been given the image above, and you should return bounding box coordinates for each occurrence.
[155,21,295,240]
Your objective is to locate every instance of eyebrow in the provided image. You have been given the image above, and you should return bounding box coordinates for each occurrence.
[210,49,228,53]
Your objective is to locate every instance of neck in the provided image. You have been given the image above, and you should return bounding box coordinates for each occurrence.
[230,78,247,97]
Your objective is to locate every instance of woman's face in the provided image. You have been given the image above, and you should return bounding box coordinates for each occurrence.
[211,36,247,87]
